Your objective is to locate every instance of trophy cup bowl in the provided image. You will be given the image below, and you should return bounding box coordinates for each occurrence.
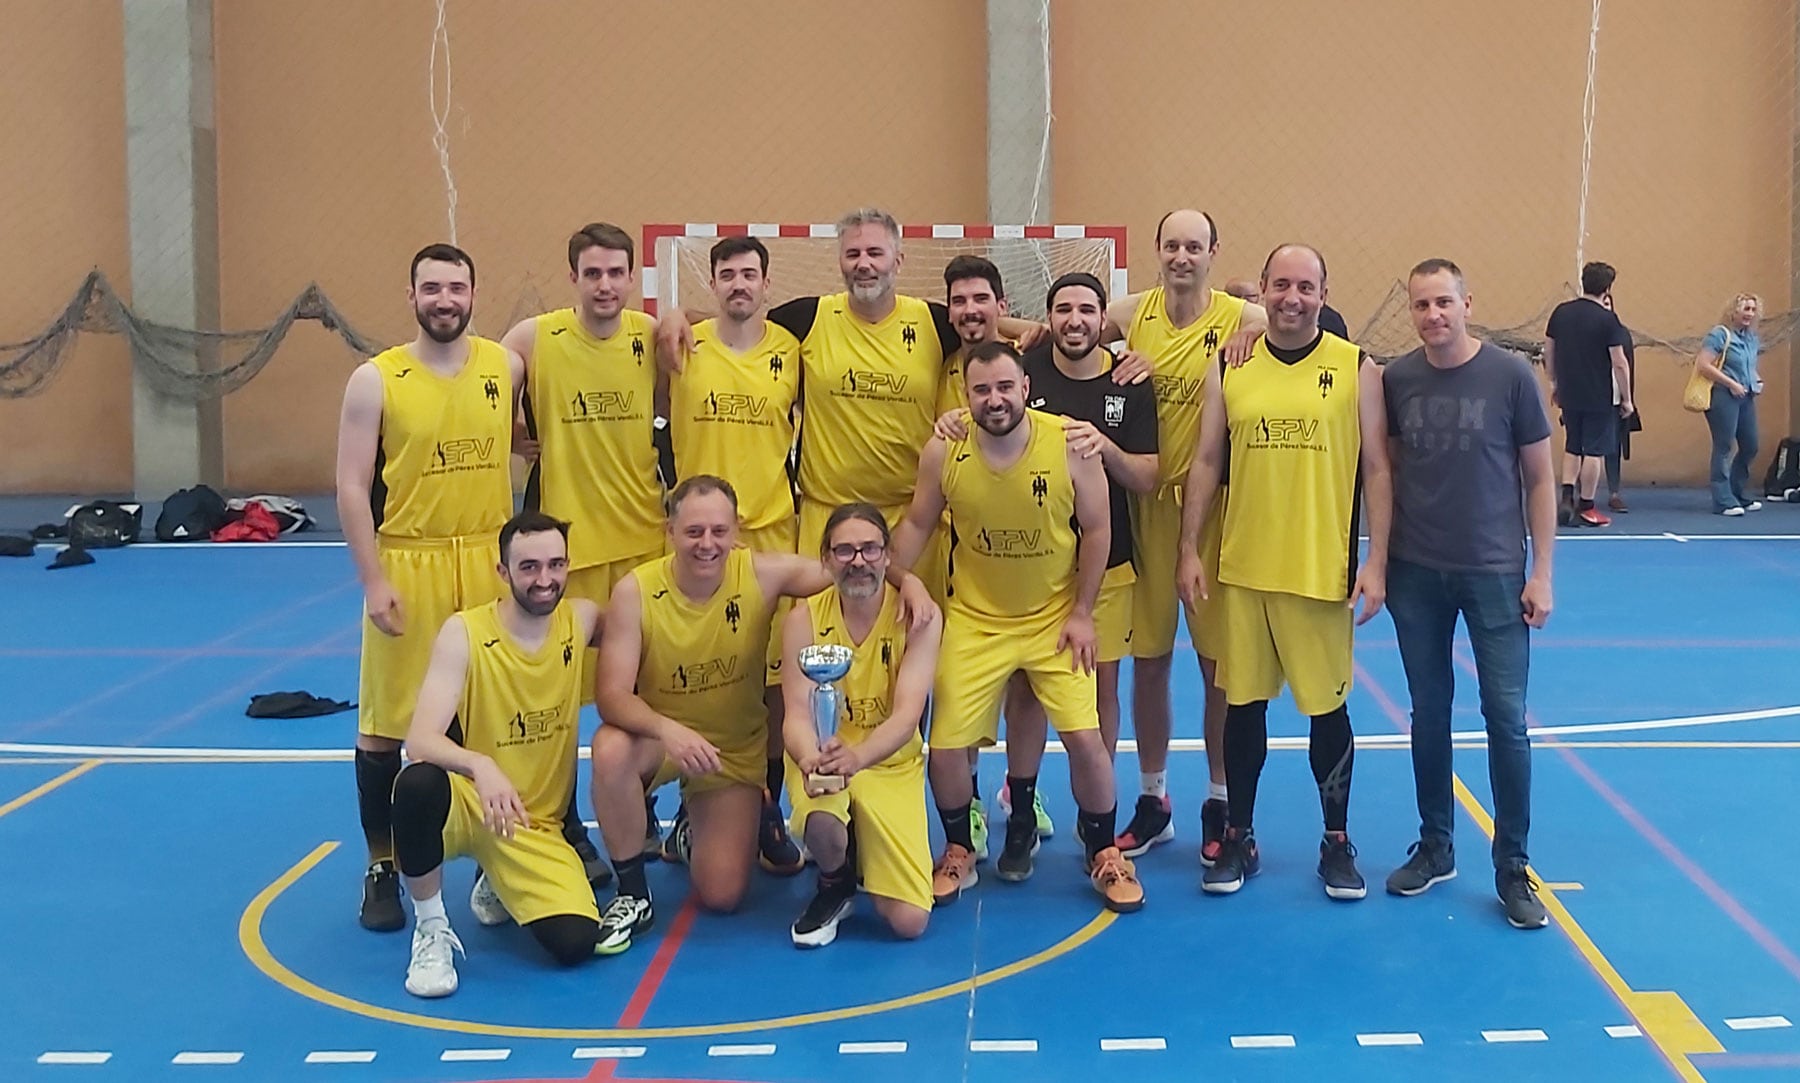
[797,644,855,795]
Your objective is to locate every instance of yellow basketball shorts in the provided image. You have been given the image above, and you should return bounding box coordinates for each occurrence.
[786,752,932,912]
[650,735,767,799]
[442,774,598,925]
[929,611,1099,750]
[1215,581,1353,716]
[1130,485,1224,661]
[1095,564,1135,665]
[741,517,798,687]
[799,497,947,611]
[564,547,663,705]
[359,534,503,741]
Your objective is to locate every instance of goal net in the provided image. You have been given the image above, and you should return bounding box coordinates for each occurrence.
[644,223,1126,323]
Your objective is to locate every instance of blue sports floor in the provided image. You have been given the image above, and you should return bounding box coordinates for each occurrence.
[4,505,1800,1081]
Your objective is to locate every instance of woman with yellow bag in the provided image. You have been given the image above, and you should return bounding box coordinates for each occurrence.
[1686,293,1764,515]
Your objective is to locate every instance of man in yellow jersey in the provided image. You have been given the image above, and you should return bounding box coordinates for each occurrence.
[781,503,940,947]
[893,341,1144,913]
[501,223,679,874]
[336,243,521,933]
[390,512,604,996]
[1103,209,1266,867]
[1176,244,1392,901]
[667,235,807,876]
[590,477,933,953]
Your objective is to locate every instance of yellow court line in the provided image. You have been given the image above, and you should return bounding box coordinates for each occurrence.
[241,841,1117,1039]
[0,760,100,818]
[1450,774,1721,1081]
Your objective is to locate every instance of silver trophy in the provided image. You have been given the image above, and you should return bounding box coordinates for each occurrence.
[797,643,855,795]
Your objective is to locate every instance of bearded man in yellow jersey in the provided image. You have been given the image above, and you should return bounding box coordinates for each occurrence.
[589,477,933,954]
[389,512,603,997]
[336,244,522,933]
[781,503,940,948]
[500,223,671,876]
[893,341,1143,914]
[1177,244,1392,902]
[1101,209,1267,868]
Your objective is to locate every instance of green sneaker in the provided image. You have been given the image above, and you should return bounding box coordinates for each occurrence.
[969,800,989,862]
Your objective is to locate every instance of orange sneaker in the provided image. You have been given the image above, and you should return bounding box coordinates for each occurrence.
[931,843,979,906]
[1089,846,1145,913]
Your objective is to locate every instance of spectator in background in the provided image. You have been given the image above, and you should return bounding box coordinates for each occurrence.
[1543,262,1633,527]
[1599,293,1640,513]
[1223,278,1260,303]
[1691,293,1765,516]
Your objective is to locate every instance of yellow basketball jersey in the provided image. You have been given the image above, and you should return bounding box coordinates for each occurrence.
[634,547,773,747]
[796,293,949,508]
[529,308,663,568]
[457,599,583,826]
[371,338,514,540]
[804,585,920,767]
[1126,287,1247,486]
[1219,333,1363,601]
[671,319,801,532]
[941,409,1078,631]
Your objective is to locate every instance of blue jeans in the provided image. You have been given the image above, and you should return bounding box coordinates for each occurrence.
[1386,557,1532,872]
[1705,388,1760,511]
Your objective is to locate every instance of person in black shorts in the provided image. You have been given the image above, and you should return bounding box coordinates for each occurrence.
[1543,262,1633,527]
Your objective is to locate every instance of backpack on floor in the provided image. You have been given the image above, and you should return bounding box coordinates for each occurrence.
[66,501,142,548]
[156,485,230,541]
[1763,437,1800,499]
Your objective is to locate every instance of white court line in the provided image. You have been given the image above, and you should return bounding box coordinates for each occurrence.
[573,1047,646,1059]
[1664,532,1689,543]
[440,1048,510,1062]
[970,1039,1038,1052]
[1482,1029,1549,1043]
[1356,1033,1424,1046]
[708,1044,776,1056]
[1230,1035,1296,1049]
[304,1051,377,1064]
[172,1051,244,1064]
[1605,1025,1643,1038]
[11,703,1793,761]
[1100,1037,1167,1051]
[1725,1015,1793,1030]
[38,1052,112,1064]
[839,1041,907,1054]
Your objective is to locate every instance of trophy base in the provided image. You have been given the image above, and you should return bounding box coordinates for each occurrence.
[805,772,847,796]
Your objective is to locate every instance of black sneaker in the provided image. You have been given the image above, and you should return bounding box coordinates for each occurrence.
[1201,827,1259,894]
[758,791,805,876]
[660,804,691,865]
[596,893,654,955]
[1385,838,1456,896]
[359,859,406,932]
[995,818,1040,883]
[1497,867,1549,929]
[1318,832,1367,901]
[1556,500,1575,527]
[566,825,613,888]
[790,875,856,948]
[642,793,664,856]
[1115,794,1175,857]
[1199,798,1228,867]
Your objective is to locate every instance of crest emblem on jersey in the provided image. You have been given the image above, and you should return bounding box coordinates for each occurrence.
[631,335,646,364]
[901,324,917,352]
[1203,327,1220,354]
[483,377,500,409]
[880,638,893,669]
[724,596,741,632]
[1104,395,1126,426]
[768,353,783,379]
[562,641,573,666]
[1319,370,1335,398]
[1031,473,1049,507]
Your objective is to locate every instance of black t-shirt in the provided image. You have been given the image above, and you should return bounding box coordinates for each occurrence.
[1544,298,1628,410]
[1021,344,1159,569]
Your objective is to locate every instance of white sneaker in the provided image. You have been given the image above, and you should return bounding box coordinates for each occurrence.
[1745,500,1764,512]
[1722,506,1746,517]
[405,916,464,998]
[469,871,510,927]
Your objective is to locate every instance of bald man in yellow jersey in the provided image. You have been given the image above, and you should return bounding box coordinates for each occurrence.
[336,243,521,933]
[781,503,940,947]
[501,223,666,872]
[1177,244,1392,901]
[589,477,933,954]
[389,513,604,997]
[667,235,807,875]
[893,341,1143,913]
[1103,208,1267,866]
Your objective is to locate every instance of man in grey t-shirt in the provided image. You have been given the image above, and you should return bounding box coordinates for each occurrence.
[1380,258,1557,931]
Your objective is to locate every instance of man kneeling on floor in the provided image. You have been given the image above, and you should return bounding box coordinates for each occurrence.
[781,503,940,947]
[393,511,603,998]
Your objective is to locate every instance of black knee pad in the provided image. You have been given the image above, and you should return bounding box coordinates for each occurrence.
[391,762,451,878]
[527,913,599,967]
[354,747,404,838]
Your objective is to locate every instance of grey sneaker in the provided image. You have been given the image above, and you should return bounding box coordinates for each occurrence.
[995,818,1040,883]
[1498,867,1549,929]
[1318,832,1367,901]
[1385,838,1457,896]
[468,870,510,927]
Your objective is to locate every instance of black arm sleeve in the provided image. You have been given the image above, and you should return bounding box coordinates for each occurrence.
[768,297,820,343]
[928,301,960,358]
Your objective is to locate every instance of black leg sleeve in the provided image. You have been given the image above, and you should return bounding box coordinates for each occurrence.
[526,913,600,967]
[1223,701,1270,831]
[391,762,452,878]
[354,747,403,848]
